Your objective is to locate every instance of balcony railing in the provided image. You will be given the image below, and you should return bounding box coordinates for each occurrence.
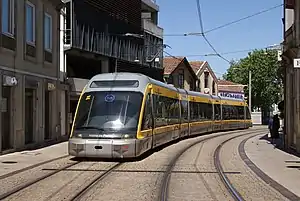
[142,19,163,39]
[64,20,145,65]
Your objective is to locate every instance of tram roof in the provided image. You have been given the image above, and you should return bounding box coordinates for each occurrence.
[87,73,246,103]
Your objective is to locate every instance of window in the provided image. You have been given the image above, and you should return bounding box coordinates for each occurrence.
[44,13,52,51]
[1,0,14,35]
[189,102,213,122]
[204,72,209,88]
[141,94,153,130]
[212,81,215,94]
[153,94,180,127]
[178,69,184,89]
[26,1,35,44]
[167,75,173,84]
[214,104,221,120]
[180,100,188,123]
[73,91,143,136]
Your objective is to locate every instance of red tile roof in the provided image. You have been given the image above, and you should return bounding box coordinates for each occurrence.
[163,57,184,74]
[189,61,205,73]
[217,79,245,93]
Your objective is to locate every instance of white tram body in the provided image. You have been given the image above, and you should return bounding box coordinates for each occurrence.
[68,73,252,158]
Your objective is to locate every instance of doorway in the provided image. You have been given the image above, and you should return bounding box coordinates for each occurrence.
[1,86,11,151]
[25,88,34,144]
[44,91,50,140]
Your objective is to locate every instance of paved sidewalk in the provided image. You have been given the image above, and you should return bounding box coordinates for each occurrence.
[245,133,300,198]
[0,142,68,177]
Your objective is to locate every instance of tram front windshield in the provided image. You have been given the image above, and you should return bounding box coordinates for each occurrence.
[73,91,143,137]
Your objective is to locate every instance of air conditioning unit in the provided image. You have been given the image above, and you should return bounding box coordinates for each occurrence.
[3,75,18,86]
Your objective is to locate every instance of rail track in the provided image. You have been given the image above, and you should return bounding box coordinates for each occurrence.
[0,155,70,180]
[0,160,80,200]
[159,128,264,201]
[0,128,267,201]
[69,162,122,201]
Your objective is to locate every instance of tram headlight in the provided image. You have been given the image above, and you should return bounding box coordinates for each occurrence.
[72,133,83,138]
[121,134,132,139]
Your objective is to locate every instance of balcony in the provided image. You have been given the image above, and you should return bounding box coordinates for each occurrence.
[64,20,145,65]
[142,19,163,39]
[141,0,159,12]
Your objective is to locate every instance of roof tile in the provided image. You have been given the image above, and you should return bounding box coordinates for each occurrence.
[163,57,184,74]
[189,61,205,73]
[217,79,245,93]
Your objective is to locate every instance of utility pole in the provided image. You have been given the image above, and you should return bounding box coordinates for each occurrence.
[249,70,252,112]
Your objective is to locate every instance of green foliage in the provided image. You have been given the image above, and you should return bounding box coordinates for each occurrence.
[223,49,281,110]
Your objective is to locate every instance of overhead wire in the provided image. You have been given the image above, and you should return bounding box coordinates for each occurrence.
[164,3,283,37]
[204,3,283,34]
[184,44,280,57]
[195,0,230,63]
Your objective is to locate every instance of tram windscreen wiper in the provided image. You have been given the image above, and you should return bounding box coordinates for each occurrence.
[76,126,104,131]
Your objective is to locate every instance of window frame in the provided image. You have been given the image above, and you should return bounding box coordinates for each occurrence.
[44,12,52,52]
[25,1,36,45]
[178,69,184,89]
[1,0,15,37]
[204,72,209,88]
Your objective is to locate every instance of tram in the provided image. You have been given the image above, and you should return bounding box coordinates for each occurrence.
[68,72,252,158]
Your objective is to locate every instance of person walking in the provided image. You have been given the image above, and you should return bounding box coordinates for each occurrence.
[272,114,280,146]
[268,116,273,138]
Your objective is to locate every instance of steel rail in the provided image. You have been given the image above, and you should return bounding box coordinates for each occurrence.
[159,128,264,201]
[70,162,122,201]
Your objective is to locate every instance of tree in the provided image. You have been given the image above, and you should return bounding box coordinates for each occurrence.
[223,49,282,112]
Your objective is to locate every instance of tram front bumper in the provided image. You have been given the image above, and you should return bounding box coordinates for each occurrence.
[68,138,137,158]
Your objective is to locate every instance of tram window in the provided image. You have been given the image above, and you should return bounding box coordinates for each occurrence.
[232,106,238,119]
[190,102,198,122]
[199,103,206,120]
[222,105,228,120]
[237,106,244,119]
[153,95,167,127]
[180,100,188,123]
[153,94,180,127]
[206,103,213,120]
[214,104,221,120]
[167,98,180,125]
[141,94,153,130]
[246,108,251,119]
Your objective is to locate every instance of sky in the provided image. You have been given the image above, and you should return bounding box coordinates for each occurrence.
[156,0,283,78]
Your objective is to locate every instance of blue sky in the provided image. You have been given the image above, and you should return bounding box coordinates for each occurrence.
[156,0,283,78]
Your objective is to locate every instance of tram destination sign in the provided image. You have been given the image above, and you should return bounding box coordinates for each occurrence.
[218,91,244,100]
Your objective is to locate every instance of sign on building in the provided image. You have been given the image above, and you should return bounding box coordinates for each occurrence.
[218,91,244,100]
[294,58,300,68]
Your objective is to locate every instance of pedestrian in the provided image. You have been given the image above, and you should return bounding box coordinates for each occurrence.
[268,115,273,138]
[271,114,280,146]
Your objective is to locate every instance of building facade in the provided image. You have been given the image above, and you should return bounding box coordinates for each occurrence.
[217,80,245,100]
[190,61,218,95]
[60,0,164,136]
[0,0,63,154]
[282,0,300,152]
[163,57,198,91]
